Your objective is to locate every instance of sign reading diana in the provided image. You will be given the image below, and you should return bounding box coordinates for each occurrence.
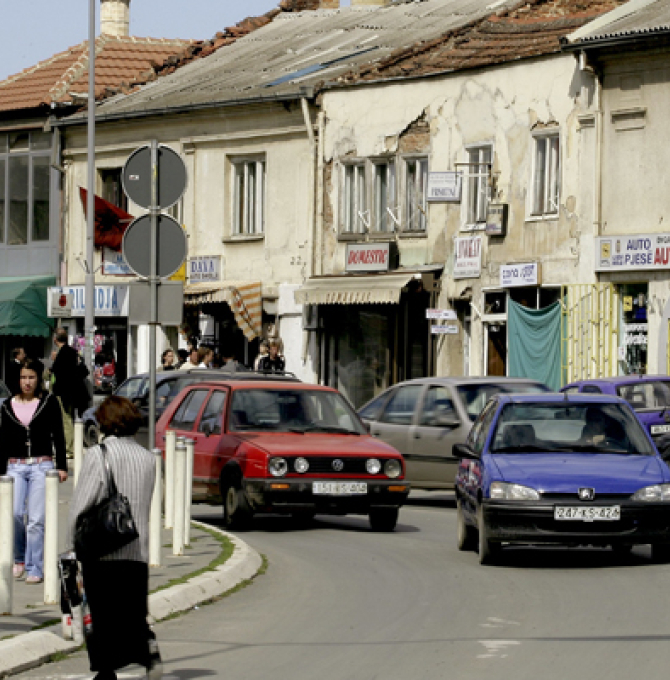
[453,236,482,279]
[345,243,391,272]
[500,262,540,288]
[47,286,129,318]
[189,256,221,282]
[596,234,670,271]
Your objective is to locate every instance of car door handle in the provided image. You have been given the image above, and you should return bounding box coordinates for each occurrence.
[371,431,380,437]
[414,433,421,439]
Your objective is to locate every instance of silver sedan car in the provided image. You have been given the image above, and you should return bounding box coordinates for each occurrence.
[358,377,551,490]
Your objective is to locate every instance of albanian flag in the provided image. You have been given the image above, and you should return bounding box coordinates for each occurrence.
[79,187,134,251]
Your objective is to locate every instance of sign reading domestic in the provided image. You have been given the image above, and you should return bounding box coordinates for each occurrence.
[346,243,391,272]
[596,234,670,271]
[427,172,462,203]
[500,262,540,288]
[189,256,221,282]
[453,236,482,279]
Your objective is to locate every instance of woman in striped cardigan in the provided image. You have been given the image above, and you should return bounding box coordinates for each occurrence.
[67,396,162,680]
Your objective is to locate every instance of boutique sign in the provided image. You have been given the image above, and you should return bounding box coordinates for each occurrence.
[596,234,670,272]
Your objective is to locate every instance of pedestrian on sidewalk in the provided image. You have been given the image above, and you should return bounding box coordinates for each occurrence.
[258,338,285,373]
[67,396,162,680]
[5,345,25,395]
[160,348,176,371]
[0,358,67,584]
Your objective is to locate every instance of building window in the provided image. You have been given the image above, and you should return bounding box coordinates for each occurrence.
[232,158,265,235]
[372,160,396,232]
[531,133,560,216]
[465,145,492,227]
[342,163,367,233]
[100,168,128,212]
[404,158,428,232]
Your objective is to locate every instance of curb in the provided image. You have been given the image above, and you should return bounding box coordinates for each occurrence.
[0,522,262,678]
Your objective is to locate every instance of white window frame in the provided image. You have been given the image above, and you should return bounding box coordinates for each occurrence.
[232,157,266,236]
[342,162,368,234]
[403,157,428,232]
[463,145,492,230]
[530,132,560,218]
[371,159,397,233]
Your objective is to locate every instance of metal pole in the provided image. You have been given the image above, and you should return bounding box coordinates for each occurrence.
[172,442,186,556]
[164,429,176,529]
[0,476,14,615]
[148,140,158,453]
[73,417,84,486]
[184,438,194,546]
[149,448,163,567]
[84,0,97,375]
[43,470,60,605]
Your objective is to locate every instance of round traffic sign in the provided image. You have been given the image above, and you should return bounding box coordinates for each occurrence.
[122,214,187,279]
[122,144,187,210]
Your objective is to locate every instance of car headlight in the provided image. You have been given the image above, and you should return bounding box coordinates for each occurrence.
[269,457,288,477]
[384,459,402,479]
[366,458,382,475]
[490,481,540,501]
[294,457,309,474]
[632,484,670,502]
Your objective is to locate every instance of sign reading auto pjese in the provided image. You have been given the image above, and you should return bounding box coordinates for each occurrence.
[596,234,670,271]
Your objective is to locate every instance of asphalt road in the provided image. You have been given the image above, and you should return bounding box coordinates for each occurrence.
[15,492,670,680]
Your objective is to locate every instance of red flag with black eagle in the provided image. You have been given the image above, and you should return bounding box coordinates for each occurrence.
[79,187,134,251]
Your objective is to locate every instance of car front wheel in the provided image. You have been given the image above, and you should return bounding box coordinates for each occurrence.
[651,543,670,563]
[369,507,399,532]
[456,500,476,552]
[222,476,253,530]
[477,504,501,565]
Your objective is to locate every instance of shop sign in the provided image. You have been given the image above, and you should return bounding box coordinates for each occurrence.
[595,234,670,272]
[189,256,221,282]
[345,243,391,272]
[427,172,462,203]
[48,285,129,318]
[431,325,459,335]
[49,291,73,318]
[426,309,457,320]
[102,248,133,276]
[500,262,540,288]
[453,236,482,279]
[485,203,508,237]
[624,323,648,346]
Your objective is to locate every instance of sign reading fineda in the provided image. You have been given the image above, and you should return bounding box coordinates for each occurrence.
[346,243,391,272]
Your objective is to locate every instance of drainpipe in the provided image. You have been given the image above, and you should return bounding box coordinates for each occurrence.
[581,51,603,238]
[301,97,317,278]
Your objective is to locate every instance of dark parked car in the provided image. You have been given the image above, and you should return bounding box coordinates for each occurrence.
[358,377,551,490]
[454,393,670,565]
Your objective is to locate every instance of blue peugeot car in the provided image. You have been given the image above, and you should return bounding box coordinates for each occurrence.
[454,393,670,565]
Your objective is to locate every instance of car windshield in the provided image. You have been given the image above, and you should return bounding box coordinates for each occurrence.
[490,402,655,455]
[616,380,670,411]
[229,389,366,434]
[457,383,551,422]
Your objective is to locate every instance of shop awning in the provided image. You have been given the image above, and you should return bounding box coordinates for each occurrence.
[294,273,418,305]
[184,281,262,340]
[0,276,56,337]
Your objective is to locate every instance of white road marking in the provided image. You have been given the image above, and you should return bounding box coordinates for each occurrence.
[480,616,521,628]
[477,639,520,659]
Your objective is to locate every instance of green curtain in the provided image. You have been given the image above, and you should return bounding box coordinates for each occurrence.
[508,299,561,391]
[0,276,56,337]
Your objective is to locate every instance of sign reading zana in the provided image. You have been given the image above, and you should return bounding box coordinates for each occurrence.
[596,234,670,271]
[500,262,540,288]
[345,243,391,272]
[453,236,482,279]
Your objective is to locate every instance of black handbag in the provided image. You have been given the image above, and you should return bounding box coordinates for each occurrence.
[74,443,139,561]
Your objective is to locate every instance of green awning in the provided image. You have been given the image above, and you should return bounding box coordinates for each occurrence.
[0,276,56,337]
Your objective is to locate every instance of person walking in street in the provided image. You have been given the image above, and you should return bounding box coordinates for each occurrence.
[160,348,176,371]
[258,339,285,373]
[67,396,162,680]
[254,341,268,370]
[0,358,67,584]
[5,346,25,395]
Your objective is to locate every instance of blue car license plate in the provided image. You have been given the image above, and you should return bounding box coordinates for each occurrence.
[554,506,620,521]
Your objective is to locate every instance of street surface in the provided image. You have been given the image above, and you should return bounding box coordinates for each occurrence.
[15,492,670,680]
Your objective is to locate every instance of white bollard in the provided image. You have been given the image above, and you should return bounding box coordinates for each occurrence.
[43,470,60,605]
[0,476,14,615]
[172,442,186,556]
[164,430,176,529]
[149,449,163,568]
[184,438,195,546]
[73,418,84,487]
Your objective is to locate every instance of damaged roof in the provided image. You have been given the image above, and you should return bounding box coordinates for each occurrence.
[73,0,530,122]
[0,34,192,114]
[563,0,670,47]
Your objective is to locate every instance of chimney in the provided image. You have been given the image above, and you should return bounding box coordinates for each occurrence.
[350,0,390,6]
[100,0,130,37]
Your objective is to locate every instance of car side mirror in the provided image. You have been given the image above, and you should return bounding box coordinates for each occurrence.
[435,414,460,428]
[453,443,478,460]
[362,420,371,433]
[202,422,212,437]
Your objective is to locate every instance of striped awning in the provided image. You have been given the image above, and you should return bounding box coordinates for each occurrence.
[184,281,262,340]
[294,273,415,305]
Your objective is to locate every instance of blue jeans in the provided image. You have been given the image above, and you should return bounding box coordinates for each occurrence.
[7,460,54,578]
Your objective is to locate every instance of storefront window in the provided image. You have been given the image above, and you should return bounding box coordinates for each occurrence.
[620,283,648,374]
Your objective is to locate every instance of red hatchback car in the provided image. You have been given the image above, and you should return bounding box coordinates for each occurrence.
[155,380,410,531]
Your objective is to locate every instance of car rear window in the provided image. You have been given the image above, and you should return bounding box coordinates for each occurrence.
[457,383,550,422]
[616,381,670,411]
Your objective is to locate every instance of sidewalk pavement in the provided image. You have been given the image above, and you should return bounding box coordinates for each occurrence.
[0,478,262,678]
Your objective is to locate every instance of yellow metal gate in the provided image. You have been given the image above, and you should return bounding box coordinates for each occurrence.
[561,284,619,384]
